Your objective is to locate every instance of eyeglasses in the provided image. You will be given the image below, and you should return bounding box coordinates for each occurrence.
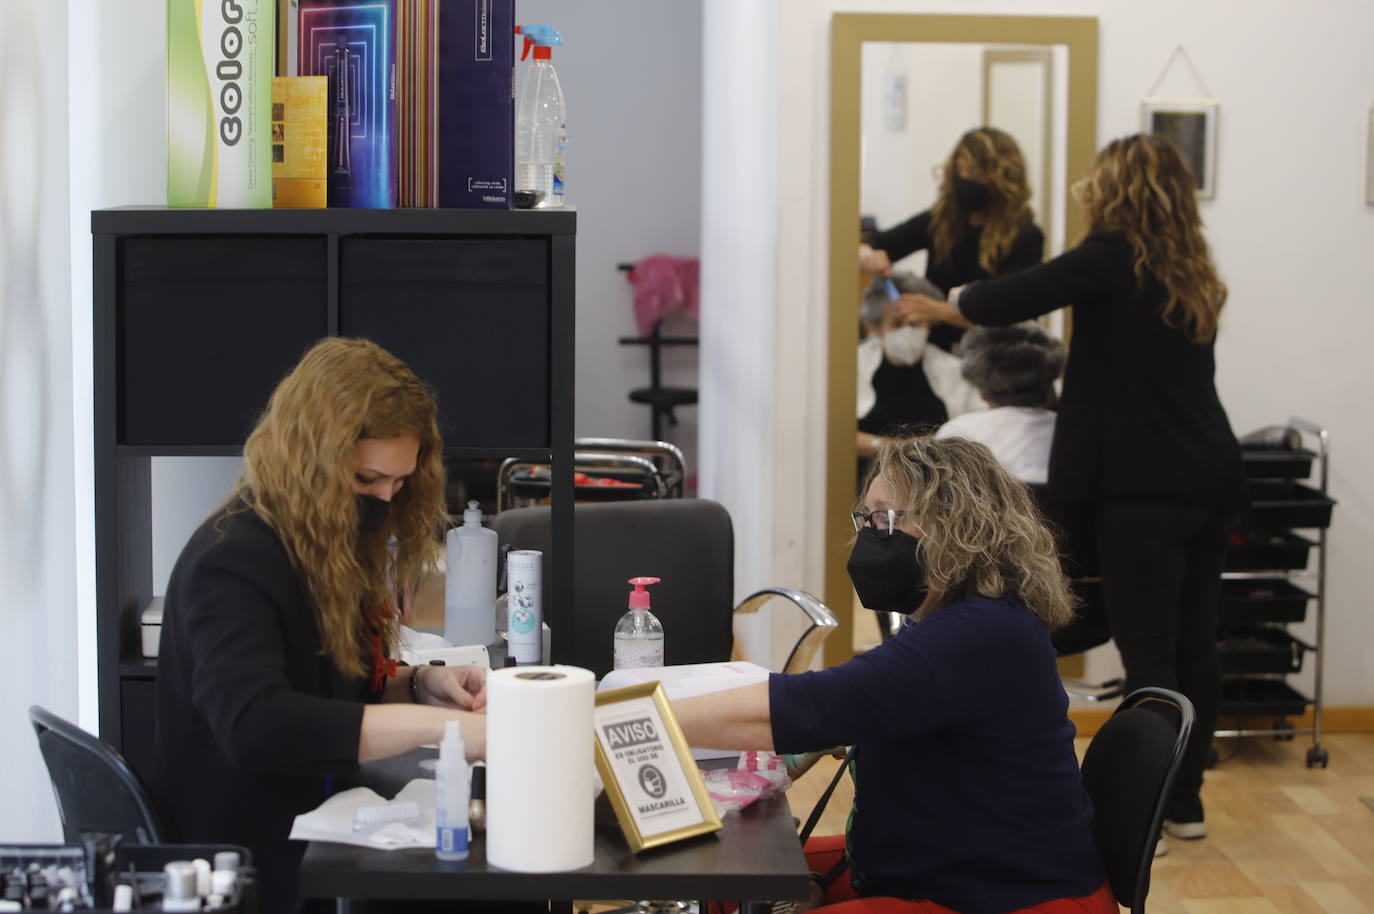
[852,510,906,536]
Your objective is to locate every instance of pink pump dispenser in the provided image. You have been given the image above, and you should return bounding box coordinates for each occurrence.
[613,576,665,670]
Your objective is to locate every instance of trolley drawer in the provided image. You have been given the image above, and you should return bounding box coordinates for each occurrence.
[1219,580,1314,625]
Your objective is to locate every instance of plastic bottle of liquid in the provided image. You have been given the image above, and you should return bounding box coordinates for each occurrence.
[514,25,567,208]
[445,501,497,647]
[613,577,665,670]
[434,720,470,861]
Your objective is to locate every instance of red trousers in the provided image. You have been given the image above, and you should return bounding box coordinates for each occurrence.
[754,835,1119,914]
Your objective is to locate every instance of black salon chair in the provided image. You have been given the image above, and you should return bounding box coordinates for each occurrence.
[490,499,839,679]
[29,705,167,844]
[1080,687,1194,913]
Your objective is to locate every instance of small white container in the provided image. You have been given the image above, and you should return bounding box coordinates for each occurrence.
[141,597,165,658]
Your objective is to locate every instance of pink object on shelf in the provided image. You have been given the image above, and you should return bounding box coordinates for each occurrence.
[626,255,700,336]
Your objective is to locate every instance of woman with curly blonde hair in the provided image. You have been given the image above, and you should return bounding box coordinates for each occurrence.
[860,127,1043,352]
[676,436,1114,914]
[903,134,1244,852]
[154,338,489,914]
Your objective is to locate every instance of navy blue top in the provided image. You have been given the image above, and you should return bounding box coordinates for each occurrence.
[769,594,1103,913]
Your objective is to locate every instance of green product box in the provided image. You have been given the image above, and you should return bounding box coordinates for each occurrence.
[167,0,274,207]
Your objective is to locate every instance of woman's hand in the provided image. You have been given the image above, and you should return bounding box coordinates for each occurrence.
[419,665,488,711]
[858,244,892,276]
[895,292,961,328]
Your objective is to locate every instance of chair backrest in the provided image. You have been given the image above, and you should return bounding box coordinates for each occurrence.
[491,499,735,677]
[28,705,167,845]
[1079,688,1194,912]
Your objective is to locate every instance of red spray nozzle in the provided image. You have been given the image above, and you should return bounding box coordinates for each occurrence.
[628,576,661,609]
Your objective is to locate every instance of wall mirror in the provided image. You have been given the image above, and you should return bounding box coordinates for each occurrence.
[825,14,1098,664]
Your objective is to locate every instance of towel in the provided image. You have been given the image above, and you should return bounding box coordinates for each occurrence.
[626,255,700,336]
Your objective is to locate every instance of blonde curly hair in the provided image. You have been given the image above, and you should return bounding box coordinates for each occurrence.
[1076,133,1228,342]
[929,127,1035,276]
[859,435,1074,630]
[230,337,448,677]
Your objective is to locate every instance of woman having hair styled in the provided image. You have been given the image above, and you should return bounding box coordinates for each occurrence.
[676,436,1115,914]
[859,127,1044,351]
[153,338,488,913]
[902,134,1244,851]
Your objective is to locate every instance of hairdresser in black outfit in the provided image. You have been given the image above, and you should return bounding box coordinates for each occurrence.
[860,127,1045,351]
[902,134,1244,851]
[153,339,493,914]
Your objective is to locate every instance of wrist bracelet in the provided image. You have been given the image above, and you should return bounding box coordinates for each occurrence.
[409,666,425,704]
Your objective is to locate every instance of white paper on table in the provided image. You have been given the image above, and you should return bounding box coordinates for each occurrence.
[598,661,772,760]
[288,778,439,849]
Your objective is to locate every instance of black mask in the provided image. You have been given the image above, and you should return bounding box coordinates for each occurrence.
[846,527,929,613]
[953,177,992,212]
[356,494,391,535]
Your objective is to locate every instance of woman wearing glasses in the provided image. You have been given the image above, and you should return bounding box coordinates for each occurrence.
[675,436,1113,914]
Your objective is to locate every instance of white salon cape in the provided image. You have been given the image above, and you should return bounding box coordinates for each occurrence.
[935,407,1057,485]
[856,336,985,426]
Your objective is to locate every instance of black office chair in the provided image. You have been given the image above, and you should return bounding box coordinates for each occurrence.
[29,705,167,845]
[491,499,838,678]
[1080,687,1194,913]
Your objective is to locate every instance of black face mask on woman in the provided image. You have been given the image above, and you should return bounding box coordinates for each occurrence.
[846,527,930,613]
[356,493,392,535]
[953,177,992,212]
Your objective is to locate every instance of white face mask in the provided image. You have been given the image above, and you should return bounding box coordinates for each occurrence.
[882,324,929,366]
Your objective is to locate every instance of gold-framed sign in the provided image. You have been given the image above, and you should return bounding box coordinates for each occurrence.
[593,682,723,853]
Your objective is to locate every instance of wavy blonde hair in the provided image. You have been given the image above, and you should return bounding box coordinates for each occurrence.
[859,435,1074,630]
[930,127,1035,275]
[231,338,447,677]
[1076,134,1228,342]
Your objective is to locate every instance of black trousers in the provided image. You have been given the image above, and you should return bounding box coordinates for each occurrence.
[1094,498,1234,810]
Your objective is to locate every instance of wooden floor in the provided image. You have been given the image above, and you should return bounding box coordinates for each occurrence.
[785,732,1374,913]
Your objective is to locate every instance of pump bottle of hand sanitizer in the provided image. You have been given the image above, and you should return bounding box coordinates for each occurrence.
[613,577,664,670]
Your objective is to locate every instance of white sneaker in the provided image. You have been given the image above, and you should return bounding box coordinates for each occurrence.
[1163,819,1206,840]
[1154,835,1168,857]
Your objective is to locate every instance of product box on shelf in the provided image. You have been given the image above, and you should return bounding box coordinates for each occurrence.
[166,0,274,207]
[271,76,328,207]
[298,0,398,208]
[397,0,514,208]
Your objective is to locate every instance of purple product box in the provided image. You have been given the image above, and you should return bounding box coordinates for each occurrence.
[437,0,514,209]
[298,0,398,208]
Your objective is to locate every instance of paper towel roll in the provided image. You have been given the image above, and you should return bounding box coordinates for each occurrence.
[485,665,596,872]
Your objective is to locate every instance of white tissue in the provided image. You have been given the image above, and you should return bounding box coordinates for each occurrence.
[289,778,439,850]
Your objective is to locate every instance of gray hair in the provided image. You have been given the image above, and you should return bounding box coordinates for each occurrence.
[860,271,944,326]
[959,321,1066,408]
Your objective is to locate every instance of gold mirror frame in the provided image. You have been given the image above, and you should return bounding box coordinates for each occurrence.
[825,14,1099,666]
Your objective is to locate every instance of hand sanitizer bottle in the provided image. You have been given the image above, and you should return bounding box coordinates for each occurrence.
[613,577,664,670]
[435,721,470,861]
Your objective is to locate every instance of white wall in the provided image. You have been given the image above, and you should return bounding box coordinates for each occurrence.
[707,0,1374,704]
[0,0,76,841]
[515,0,703,478]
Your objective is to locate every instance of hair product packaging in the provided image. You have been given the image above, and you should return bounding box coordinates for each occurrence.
[166,0,274,207]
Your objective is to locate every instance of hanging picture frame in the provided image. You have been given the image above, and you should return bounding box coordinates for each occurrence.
[592,682,723,853]
[1141,97,1219,199]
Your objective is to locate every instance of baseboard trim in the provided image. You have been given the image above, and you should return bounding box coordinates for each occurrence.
[1069,705,1374,738]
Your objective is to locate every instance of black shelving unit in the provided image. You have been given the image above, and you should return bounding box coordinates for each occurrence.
[1216,417,1333,768]
[92,206,576,780]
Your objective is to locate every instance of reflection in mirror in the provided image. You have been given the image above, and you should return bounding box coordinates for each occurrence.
[828,14,1098,665]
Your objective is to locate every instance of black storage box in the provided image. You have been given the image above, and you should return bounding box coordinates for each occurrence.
[1219,678,1312,717]
[1241,447,1316,480]
[1219,580,1313,625]
[1217,626,1313,675]
[1225,531,1314,571]
[1241,481,1336,530]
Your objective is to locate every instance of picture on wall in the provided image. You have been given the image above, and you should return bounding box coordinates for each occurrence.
[1141,97,1219,199]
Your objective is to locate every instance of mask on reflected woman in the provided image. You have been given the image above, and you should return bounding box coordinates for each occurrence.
[356,493,391,534]
[846,527,930,613]
[882,324,928,366]
[953,177,992,212]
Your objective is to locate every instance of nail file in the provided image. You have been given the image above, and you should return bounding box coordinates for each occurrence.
[883,277,900,300]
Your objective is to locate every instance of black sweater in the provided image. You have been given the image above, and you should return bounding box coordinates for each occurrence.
[959,230,1244,506]
[867,210,1044,350]
[153,506,382,914]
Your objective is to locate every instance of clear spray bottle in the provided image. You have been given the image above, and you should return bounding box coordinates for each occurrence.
[613,576,664,670]
[434,720,470,861]
[513,24,567,208]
